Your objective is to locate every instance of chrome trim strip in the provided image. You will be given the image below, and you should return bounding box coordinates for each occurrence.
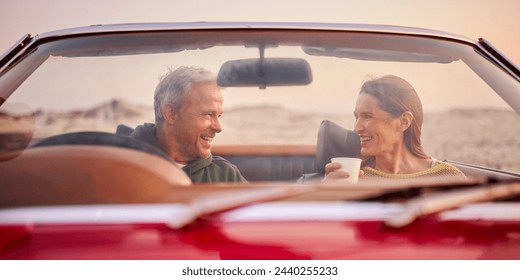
[477,38,520,80]
[1,202,519,225]
[0,34,32,72]
[35,22,476,44]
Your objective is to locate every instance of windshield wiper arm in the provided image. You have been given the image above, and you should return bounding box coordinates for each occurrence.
[169,184,317,229]
[385,180,520,228]
[168,176,486,229]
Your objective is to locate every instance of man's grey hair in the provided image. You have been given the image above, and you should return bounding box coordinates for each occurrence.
[154,66,217,123]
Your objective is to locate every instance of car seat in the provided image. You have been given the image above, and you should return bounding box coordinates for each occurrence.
[299,120,361,182]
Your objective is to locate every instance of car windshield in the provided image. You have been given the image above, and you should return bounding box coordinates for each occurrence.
[1,28,520,208]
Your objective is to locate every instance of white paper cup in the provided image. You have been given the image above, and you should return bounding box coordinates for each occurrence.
[330,157,362,184]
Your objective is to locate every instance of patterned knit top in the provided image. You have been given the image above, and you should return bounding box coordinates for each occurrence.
[361,159,465,179]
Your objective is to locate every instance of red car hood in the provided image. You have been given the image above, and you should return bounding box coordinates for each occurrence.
[1,202,520,259]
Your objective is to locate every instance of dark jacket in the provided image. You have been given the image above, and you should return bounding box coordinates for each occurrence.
[130,123,247,183]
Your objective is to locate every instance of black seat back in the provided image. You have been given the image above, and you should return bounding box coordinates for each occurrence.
[315,120,361,174]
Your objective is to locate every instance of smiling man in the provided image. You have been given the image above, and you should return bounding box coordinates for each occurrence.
[131,66,247,183]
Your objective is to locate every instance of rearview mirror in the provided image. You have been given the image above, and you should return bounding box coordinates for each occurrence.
[217,58,312,88]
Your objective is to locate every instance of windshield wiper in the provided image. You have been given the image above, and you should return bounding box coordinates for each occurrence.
[385,180,520,228]
[169,184,318,229]
[169,176,486,229]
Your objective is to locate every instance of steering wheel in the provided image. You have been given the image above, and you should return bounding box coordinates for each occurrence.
[31,131,173,162]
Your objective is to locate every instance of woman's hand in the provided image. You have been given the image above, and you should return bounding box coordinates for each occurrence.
[323,162,364,181]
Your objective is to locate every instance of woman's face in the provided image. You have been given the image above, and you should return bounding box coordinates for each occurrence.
[353,93,403,157]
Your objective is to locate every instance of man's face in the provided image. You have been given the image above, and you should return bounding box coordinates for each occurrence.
[171,82,223,163]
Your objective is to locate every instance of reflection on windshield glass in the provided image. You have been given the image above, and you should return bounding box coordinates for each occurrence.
[2,34,520,173]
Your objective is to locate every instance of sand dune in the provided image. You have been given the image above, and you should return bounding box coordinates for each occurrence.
[1,100,519,172]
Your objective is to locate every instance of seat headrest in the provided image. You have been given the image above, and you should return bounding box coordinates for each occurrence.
[116,124,135,136]
[315,120,361,173]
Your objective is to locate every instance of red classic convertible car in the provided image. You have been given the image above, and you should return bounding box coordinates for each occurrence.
[1,22,520,260]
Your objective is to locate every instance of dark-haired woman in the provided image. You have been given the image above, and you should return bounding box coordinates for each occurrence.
[325,75,464,181]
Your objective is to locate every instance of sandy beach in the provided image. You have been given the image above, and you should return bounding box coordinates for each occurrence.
[2,100,519,172]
